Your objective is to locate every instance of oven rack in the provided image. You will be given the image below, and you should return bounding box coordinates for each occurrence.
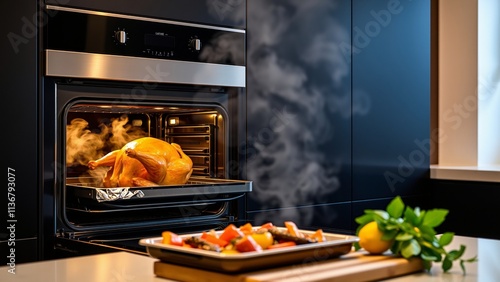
[66,176,252,203]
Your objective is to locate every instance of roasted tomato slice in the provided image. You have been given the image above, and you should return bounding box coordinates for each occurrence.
[235,235,263,252]
[162,231,184,246]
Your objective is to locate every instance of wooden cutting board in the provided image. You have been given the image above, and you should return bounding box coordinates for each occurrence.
[153,251,424,282]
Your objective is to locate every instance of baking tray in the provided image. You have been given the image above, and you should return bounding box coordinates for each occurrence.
[66,176,252,202]
[139,227,359,273]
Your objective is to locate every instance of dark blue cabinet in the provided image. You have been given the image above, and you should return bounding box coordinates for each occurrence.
[245,0,352,231]
[246,0,431,233]
[351,0,430,202]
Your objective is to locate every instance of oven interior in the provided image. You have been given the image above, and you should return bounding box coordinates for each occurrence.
[55,84,250,251]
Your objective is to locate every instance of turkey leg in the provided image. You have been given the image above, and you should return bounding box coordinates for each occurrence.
[125,148,167,184]
[87,150,121,187]
[171,143,194,183]
[88,150,119,170]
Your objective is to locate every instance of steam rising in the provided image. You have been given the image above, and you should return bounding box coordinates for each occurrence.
[107,115,148,151]
[66,118,106,166]
[245,0,360,225]
[66,115,147,167]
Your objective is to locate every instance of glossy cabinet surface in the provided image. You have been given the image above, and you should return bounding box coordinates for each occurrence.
[245,0,352,230]
[246,0,431,233]
[351,0,431,201]
[1,0,39,264]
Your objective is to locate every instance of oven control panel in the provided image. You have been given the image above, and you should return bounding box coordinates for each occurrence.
[45,6,245,66]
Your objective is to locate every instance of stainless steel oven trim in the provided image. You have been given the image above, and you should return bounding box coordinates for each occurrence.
[46,5,246,33]
[46,49,246,87]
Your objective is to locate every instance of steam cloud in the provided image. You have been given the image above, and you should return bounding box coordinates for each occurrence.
[245,0,368,226]
[66,115,147,167]
[66,118,106,167]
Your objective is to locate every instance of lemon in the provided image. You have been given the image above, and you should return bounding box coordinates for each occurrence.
[358,221,393,254]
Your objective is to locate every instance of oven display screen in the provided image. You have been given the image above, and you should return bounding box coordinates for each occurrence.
[144,34,175,49]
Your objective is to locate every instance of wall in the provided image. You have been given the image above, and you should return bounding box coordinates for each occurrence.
[478,0,500,165]
[430,0,500,240]
[436,0,479,166]
[436,0,500,168]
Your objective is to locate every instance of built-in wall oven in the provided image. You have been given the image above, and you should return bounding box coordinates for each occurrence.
[41,3,250,259]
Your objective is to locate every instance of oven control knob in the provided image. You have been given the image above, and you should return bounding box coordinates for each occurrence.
[115,30,127,44]
[188,38,201,51]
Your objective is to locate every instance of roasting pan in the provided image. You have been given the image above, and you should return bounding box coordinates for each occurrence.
[66,177,252,202]
[139,227,359,273]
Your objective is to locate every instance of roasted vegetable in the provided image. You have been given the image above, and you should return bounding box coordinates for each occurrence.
[285,221,303,238]
[267,241,297,249]
[268,227,317,244]
[259,222,275,230]
[235,235,263,252]
[184,236,221,252]
[250,231,274,249]
[239,223,254,235]
[219,224,245,242]
[310,229,326,242]
[200,232,229,247]
[160,221,326,253]
[162,231,184,246]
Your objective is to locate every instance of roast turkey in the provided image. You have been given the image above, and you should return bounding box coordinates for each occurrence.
[87,137,193,187]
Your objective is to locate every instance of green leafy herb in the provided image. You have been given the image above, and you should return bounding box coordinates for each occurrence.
[354,196,478,274]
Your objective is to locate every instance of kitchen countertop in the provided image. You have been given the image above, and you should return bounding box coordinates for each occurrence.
[1,235,498,282]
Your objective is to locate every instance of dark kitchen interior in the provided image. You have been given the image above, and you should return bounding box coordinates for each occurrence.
[2,0,500,277]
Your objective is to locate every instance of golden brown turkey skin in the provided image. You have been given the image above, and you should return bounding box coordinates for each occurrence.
[88,137,193,187]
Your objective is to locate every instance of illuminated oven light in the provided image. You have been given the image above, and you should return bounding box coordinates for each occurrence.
[169,117,180,126]
[132,119,143,127]
[154,107,164,110]
[99,105,112,108]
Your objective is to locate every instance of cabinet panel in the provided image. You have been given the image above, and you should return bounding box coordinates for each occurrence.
[352,0,431,200]
[245,0,352,213]
[0,239,38,265]
[432,180,500,240]
[2,0,39,254]
[247,203,352,235]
